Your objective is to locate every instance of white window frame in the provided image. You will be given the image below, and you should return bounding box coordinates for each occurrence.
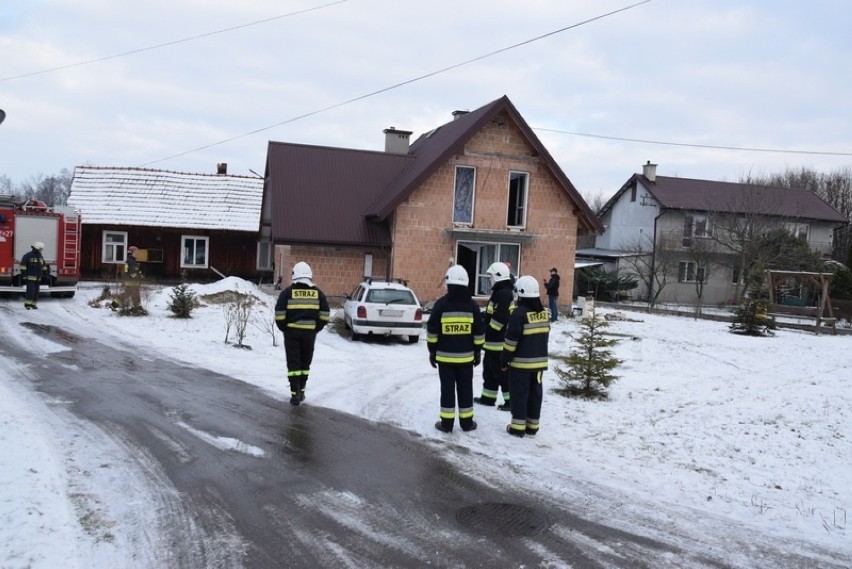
[102,231,128,264]
[507,171,529,229]
[786,222,809,241]
[683,214,711,247]
[363,253,373,279]
[457,241,521,296]
[678,261,705,283]
[453,165,476,225]
[181,235,209,269]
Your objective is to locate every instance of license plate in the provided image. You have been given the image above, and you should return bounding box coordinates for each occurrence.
[381,309,402,317]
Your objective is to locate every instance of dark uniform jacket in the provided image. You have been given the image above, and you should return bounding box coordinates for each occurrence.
[20,249,46,282]
[544,274,560,297]
[426,288,485,365]
[501,302,550,371]
[483,280,515,352]
[275,283,330,332]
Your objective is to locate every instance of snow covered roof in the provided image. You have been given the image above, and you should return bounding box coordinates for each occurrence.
[68,166,264,232]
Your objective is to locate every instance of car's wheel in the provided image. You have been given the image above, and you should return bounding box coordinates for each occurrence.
[407,335,419,344]
[350,331,361,341]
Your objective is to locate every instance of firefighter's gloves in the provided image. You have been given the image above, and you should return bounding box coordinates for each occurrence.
[473,351,481,367]
[429,351,437,368]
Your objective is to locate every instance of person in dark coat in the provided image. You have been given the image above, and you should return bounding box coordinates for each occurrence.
[275,261,330,406]
[122,245,144,309]
[20,241,47,309]
[502,276,550,438]
[426,265,485,433]
[474,262,515,411]
[543,267,560,322]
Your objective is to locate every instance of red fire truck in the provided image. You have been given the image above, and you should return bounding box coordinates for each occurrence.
[0,196,81,297]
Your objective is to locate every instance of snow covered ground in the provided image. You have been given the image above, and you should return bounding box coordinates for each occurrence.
[1,277,850,567]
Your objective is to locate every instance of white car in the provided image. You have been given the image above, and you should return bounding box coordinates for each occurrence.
[343,280,423,343]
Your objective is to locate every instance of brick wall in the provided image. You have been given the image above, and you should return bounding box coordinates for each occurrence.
[392,112,581,304]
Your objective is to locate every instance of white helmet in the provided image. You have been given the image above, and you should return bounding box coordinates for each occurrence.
[33,241,45,250]
[291,261,313,284]
[514,275,540,298]
[444,264,469,287]
[486,262,512,283]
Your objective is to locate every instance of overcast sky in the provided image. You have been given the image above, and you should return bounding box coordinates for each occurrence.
[2,0,851,202]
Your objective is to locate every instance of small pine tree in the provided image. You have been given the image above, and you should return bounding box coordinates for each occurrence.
[168,284,197,318]
[730,297,776,336]
[554,306,622,399]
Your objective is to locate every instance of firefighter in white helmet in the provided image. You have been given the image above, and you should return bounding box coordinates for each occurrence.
[20,241,47,309]
[502,275,550,438]
[474,262,515,410]
[426,264,485,433]
[274,261,330,405]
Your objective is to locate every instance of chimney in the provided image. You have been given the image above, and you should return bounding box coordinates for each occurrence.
[383,127,412,154]
[217,162,228,175]
[642,160,657,182]
[452,110,469,120]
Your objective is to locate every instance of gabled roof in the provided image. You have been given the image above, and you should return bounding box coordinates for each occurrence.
[265,95,603,246]
[366,95,602,232]
[601,174,848,223]
[68,166,264,232]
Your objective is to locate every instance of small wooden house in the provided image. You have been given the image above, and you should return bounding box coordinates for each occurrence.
[67,165,271,283]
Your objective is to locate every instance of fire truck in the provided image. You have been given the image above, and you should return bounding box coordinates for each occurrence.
[0,195,81,297]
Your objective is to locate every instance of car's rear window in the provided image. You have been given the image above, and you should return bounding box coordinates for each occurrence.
[366,289,416,305]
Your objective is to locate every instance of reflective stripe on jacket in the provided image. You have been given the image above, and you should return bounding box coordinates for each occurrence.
[502,305,550,370]
[274,283,330,332]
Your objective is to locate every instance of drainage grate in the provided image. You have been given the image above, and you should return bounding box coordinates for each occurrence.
[456,503,549,537]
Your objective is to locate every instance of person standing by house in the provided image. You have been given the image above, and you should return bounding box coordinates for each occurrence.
[275,261,330,406]
[502,276,550,438]
[474,262,515,411]
[21,241,47,309]
[427,265,485,433]
[122,245,144,310]
[543,267,560,322]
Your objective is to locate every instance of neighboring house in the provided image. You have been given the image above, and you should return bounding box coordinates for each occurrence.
[578,162,849,305]
[67,165,271,283]
[264,95,603,304]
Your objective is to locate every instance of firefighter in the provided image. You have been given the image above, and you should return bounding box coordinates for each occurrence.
[474,262,515,410]
[21,241,47,309]
[274,261,330,406]
[501,275,550,438]
[122,245,143,309]
[426,265,485,433]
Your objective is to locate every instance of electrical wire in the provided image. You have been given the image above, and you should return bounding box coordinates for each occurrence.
[140,0,652,166]
[0,0,348,82]
[534,128,852,157]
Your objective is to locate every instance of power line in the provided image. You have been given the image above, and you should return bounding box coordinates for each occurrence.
[0,0,348,82]
[535,128,852,157]
[141,0,652,166]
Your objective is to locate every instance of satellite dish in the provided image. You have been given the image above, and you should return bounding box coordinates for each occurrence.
[0,109,5,125]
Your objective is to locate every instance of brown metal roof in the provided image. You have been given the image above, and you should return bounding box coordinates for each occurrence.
[266,143,411,246]
[266,95,604,247]
[645,175,848,222]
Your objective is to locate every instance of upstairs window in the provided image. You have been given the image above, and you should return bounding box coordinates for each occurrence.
[453,166,475,225]
[507,171,529,228]
[682,214,711,247]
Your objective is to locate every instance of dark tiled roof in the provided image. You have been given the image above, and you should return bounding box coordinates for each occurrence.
[266,95,603,246]
[646,175,848,222]
[601,174,847,223]
[266,143,410,246]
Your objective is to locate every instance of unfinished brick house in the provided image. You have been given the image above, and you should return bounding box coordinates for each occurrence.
[265,95,602,305]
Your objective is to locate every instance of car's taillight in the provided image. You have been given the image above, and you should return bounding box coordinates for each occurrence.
[415,308,422,321]
[357,305,367,319]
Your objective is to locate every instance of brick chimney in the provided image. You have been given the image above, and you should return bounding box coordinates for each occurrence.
[383,127,412,154]
[217,162,228,175]
[642,160,657,182]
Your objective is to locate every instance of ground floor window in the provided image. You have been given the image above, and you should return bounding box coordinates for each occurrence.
[678,261,705,283]
[456,241,520,296]
[102,231,128,263]
[181,235,209,269]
